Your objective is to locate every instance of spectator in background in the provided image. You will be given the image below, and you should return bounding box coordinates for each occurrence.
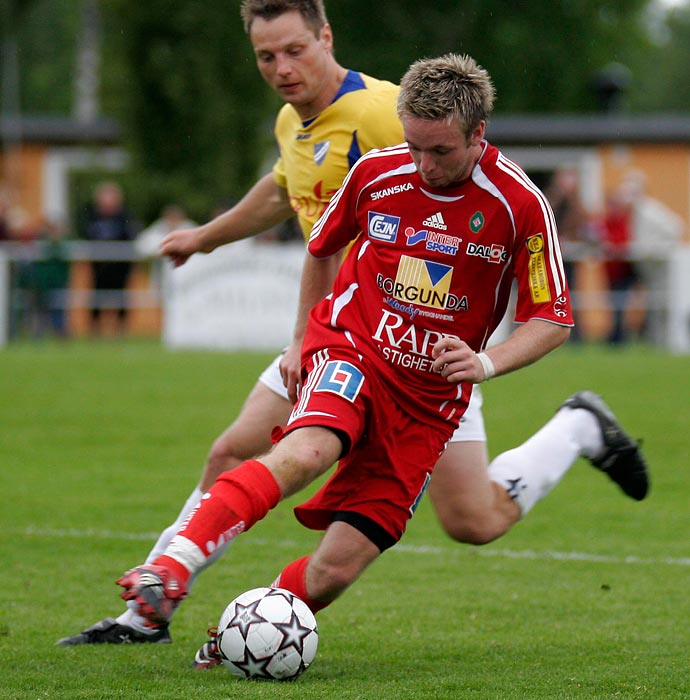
[81,181,137,336]
[601,181,639,344]
[0,187,11,241]
[545,166,598,342]
[135,205,197,259]
[136,205,197,296]
[602,172,684,345]
[33,219,71,339]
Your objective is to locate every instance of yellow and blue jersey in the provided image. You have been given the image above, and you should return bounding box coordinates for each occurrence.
[272,70,403,240]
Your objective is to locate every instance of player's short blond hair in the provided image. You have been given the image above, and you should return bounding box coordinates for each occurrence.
[240,0,328,36]
[398,54,495,139]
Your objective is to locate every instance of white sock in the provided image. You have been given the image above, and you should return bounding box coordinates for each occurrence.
[488,406,603,516]
[145,487,204,564]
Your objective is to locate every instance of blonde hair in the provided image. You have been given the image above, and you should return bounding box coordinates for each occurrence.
[398,54,495,138]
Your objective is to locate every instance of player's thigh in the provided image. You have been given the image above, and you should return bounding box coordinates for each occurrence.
[428,440,493,522]
[306,521,381,597]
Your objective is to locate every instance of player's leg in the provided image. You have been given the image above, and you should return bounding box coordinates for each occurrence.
[429,389,649,548]
[146,375,292,565]
[117,425,344,626]
[429,440,520,544]
[56,357,292,646]
[201,358,293,488]
[428,386,520,544]
[276,520,382,610]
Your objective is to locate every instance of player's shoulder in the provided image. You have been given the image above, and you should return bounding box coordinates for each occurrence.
[358,72,399,94]
[274,102,300,134]
[348,143,411,182]
[357,72,400,109]
[479,141,546,206]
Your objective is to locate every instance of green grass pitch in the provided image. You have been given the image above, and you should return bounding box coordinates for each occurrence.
[0,340,688,700]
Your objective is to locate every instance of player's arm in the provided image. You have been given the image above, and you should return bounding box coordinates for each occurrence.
[280,250,342,402]
[432,319,570,384]
[160,173,293,267]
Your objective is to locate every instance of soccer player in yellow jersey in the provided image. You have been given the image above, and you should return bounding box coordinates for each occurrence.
[273,70,402,236]
[57,0,647,648]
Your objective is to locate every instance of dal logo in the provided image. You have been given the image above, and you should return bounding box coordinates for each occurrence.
[466,242,507,264]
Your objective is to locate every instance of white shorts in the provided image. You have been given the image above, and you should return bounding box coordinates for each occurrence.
[258,353,486,444]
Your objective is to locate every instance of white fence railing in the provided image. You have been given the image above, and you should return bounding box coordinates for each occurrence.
[1,240,690,353]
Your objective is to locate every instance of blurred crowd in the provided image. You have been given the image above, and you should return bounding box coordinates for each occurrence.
[0,168,685,344]
[544,165,684,345]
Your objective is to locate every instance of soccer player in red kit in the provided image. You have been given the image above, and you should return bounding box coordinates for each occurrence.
[116,54,648,661]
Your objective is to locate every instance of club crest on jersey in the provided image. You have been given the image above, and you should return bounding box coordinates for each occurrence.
[368,211,400,243]
[376,255,465,311]
[405,227,461,256]
[313,140,331,166]
[470,211,485,233]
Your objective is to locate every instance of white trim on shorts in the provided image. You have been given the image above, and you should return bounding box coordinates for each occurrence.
[260,352,487,444]
[258,353,290,401]
[449,384,486,443]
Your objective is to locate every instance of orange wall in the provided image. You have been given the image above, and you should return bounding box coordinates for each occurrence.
[0,144,45,227]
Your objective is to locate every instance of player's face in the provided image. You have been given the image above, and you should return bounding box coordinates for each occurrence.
[402,116,485,188]
[250,10,335,118]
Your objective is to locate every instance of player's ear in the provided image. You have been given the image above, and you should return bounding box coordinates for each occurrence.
[469,121,486,146]
[320,23,334,53]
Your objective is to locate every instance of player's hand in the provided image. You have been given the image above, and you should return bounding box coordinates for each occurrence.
[279,340,302,404]
[159,227,202,267]
[431,337,485,384]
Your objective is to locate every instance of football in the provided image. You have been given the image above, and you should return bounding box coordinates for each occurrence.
[217,587,319,680]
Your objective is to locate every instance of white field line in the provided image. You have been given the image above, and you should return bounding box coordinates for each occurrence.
[15,526,690,567]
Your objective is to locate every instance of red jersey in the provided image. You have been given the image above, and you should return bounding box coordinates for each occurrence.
[306,140,572,427]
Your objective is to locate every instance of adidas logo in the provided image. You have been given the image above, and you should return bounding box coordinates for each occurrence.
[422,212,447,230]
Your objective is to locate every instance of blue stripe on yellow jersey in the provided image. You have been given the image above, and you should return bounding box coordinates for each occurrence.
[272,70,404,240]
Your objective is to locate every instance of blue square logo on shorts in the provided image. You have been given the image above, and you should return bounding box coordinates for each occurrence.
[315,361,365,402]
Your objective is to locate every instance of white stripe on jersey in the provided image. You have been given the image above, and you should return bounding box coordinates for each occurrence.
[470,163,516,349]
[309,144,412,246]
[495,153,567,296]
[472,164,517,238]
[331,282,359,327]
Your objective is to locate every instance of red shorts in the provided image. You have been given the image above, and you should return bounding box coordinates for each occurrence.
[284,347,452,546]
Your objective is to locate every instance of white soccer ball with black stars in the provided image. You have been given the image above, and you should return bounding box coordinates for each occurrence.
[217,587,319,680]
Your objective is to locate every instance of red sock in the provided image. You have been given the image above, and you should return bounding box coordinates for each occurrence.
[273,555,332,614]
[153,460,281,582]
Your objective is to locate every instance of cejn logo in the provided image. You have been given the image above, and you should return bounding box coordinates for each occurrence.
[367,211,400,243]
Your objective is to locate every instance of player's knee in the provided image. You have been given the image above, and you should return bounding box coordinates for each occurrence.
[439,514,500,546]
[206,439,243,476]
[199,441,245,491]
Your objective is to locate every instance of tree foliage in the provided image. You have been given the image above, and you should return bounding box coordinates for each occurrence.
[7,0,690,222]
[102,1,278,219]
[327,0,655,112]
